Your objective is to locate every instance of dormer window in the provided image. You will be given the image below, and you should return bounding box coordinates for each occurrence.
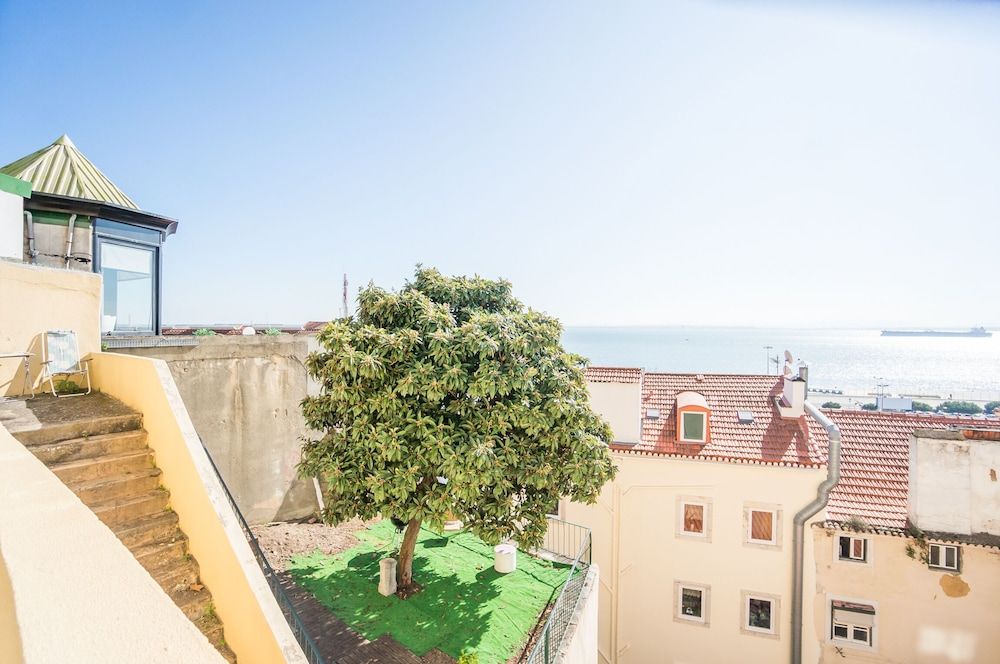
[676,391,710,444]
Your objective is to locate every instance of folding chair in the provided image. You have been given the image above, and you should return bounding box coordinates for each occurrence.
[41,330,92,397]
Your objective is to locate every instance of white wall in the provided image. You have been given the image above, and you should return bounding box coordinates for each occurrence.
[0,189,23,260]
[559,565,600,664]
[909,430,1000,536]
[586,380,642,444]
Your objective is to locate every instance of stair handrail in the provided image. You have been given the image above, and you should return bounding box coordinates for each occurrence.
[197,436,329,664]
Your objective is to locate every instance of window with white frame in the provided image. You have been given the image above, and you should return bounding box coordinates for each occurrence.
[742,591,779,637]
[680,411,707,443]
[745,506,780,546]
[676,496,712,540]
[674,581,710,625]
[830,599,875,648]
[928,543,960,571]
[837,535,868,562]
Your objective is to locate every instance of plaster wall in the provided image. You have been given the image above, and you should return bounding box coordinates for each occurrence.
[586,381,642,444]
[564,452,824,664]
[812,528,1000,663]
[0,425,223,663]
[89,352,308,664]
[116,335,321,524]
[909,431,1000,536]
[0,260,101,396]
[0,189,22,260]
[23,217,93,271]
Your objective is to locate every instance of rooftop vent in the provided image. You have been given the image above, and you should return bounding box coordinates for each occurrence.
[645,408,661,419]
[737,410,754,424]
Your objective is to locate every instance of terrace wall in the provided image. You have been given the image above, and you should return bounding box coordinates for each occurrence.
[115,335,321,524]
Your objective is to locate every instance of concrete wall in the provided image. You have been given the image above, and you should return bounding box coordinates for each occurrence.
[0,189,22,260]
[0,260,101,396]
[909,430,1000,536]
[89,352,308,664]
[586,381,642,444]
[0,424,223,663]
[812,527,1000,663]
[564,452,825,664]
[116,336,321,524]
[559,565,600,664]
[24,214,94,271]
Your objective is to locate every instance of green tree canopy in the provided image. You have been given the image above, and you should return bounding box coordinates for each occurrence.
[299,268,617,590]
[937,400,983,415]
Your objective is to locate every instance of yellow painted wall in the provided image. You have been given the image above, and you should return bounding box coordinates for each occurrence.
[564,452,825,664]
[89,352,307,664]
[0,260,100,396]
[812,528,1000,663]
[586,381,642,444]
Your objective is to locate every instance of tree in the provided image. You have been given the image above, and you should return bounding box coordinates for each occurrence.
[299,267,617,593]
[984,401,1000,416]
[937,400,983,415]
[911,401,933,412]
[860,403,878,411]
[821,401,841,409]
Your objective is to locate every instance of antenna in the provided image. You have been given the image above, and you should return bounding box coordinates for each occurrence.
[763,346,773,374]
[341,273,349,319]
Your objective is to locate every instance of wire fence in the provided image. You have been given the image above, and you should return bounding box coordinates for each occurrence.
[199,436,328,664]
[524,517,593,664]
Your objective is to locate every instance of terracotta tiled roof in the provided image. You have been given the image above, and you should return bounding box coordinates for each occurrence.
[818,410,1000,529]
[593,370,827,467]
[584,367,642,384]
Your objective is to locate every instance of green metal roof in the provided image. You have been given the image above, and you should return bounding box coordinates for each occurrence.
[0,135,138,209]
[0,172,31,198]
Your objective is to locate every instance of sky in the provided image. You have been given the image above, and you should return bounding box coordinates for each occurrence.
[1,1,998,328]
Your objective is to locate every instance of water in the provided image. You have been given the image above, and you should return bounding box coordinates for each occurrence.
[562,327,1000,401]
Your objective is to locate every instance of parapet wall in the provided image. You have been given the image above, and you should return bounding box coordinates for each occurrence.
[115,335,321,524]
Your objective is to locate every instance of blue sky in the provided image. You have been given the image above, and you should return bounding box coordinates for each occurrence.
[1,1,998,327]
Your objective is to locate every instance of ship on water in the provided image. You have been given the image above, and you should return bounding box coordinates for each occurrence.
[881,326,992,338]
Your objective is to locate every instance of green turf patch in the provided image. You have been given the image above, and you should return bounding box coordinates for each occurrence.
[288,520,571,663]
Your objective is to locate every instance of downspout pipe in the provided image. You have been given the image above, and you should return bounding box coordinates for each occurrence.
[24,211,37,264]
[63,214,77,268]
[791,401,841,664]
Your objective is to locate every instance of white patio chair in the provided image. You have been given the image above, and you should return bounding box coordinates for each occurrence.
[41,330,92,397]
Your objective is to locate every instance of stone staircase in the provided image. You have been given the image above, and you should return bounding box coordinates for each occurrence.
[4,394,236,662]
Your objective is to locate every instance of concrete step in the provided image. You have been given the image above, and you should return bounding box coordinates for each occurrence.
[92,489,170,528]
[70,467,162,505]
[114,510,181,549]
[50,449,154,485]
[149,556,200,595]
[29,430,148,465]
[134,536,188,570]
[11,413,143,447]
[171,586,212,622]
[197,614,237,663]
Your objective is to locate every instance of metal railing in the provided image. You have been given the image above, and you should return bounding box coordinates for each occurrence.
[198,437,328,664]
[524,517,593,664]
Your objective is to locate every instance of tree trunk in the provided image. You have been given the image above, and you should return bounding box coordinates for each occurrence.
[397,518,421,591]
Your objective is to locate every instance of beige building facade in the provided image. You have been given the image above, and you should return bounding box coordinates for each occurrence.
[566,367,830,664]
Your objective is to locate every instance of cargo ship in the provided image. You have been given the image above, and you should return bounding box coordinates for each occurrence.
[881,327,992,338]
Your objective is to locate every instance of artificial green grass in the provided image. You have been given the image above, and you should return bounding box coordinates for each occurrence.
[288,519,570,663]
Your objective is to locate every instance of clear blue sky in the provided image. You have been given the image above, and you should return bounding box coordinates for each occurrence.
[1,1,998,328]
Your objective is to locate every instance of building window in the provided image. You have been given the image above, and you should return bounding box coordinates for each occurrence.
[680,411,706,442]
[837,535,868,562]
[744,505,781,547]
[684,502,705,534]
[928,543,960,571]
[830,599,876,649]
[676,496,712,541]
[742,591,780,637]
[674,581,710,626]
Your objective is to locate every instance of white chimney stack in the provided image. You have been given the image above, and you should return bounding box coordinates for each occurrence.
[775,354,806,419]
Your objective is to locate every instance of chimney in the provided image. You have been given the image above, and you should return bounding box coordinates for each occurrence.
[775,355,806,419]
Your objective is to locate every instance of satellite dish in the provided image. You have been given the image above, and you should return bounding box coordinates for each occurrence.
[784,350,794,363]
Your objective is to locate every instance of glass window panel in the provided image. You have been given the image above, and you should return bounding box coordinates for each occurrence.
[100,241,154,333]
[839,536,851,559]
[682,412,705,440]
[751,510,773,542]
[833,624,849,639]
[681,588,703,618]
[945,547,957,569]
[852,538,865,560]
[852,627,870,644]
[683,503,704,533]
[929,545,941,567]
[748,598,772,630]
[95,218,162,244]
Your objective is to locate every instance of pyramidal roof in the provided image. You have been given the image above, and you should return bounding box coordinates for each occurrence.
[0,135,138,209]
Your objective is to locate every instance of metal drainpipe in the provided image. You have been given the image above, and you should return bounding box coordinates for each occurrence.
[24,211,37,264]
[792,401,841,664]
[63,214,77,268]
